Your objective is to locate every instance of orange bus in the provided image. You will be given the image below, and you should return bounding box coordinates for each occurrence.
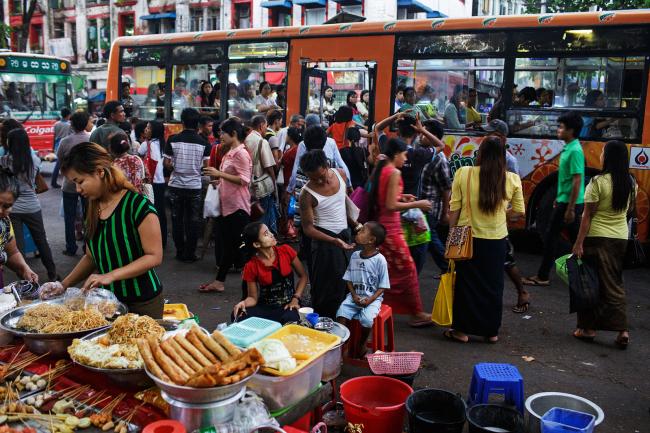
[107,10,650,241]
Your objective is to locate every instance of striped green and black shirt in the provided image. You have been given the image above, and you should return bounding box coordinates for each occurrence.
[88,190,162,303]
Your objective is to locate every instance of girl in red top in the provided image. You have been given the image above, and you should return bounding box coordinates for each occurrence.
[233,222,308,324]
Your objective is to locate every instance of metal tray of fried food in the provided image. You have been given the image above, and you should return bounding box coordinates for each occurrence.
[0,363,49,400]
[71,320,181,389]
[0,299,127,356]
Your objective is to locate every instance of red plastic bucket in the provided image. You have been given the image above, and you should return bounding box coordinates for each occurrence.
[341,376,413,433]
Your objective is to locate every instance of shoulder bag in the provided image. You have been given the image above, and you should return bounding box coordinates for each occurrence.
[35,172,49,194]
[625,177,646,268]
[444,167,473,260]
[251,138,275,199]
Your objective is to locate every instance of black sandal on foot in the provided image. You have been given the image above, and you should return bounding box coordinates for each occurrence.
[443,329,468,343]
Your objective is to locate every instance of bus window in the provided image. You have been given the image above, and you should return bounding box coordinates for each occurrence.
[121,47,168,120]
[122,65,166,120]
[171,64,222,121]
[227,62,286,122]
[0,76,55,118]
[510,56,644,140]
[395,58,504,130]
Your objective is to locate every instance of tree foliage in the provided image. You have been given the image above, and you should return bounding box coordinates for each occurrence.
[524,0,650,13]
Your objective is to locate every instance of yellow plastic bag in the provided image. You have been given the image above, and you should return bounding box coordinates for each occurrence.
[431,260,455,326]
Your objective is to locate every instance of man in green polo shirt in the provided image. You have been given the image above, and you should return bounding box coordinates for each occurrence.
[523,112,585,286]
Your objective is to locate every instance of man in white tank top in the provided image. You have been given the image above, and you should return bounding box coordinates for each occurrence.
[299,150,358,319]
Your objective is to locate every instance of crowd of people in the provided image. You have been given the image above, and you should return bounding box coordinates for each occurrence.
[0,88,637,351]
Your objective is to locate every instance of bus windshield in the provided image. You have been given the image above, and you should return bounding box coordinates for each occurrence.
[0,72,71,120]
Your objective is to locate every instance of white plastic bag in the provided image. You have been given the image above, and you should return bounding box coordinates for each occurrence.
[203,184,221,218]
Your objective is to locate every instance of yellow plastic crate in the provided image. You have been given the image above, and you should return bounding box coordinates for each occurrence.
[163,303,192,321]
[260,324,341,376]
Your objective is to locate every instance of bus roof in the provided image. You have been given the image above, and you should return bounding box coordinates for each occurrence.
[0,50,71,63]
[114,10,650,47]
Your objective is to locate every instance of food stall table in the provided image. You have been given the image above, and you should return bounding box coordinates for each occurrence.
[0,344,167,429]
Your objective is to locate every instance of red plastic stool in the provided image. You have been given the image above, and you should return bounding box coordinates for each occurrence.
[343,304,395,366]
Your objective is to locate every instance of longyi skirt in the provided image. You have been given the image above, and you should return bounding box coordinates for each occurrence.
[452,237,506,337]
[578,237,628,331]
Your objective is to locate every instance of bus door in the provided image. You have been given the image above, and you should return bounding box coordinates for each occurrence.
[300,61,377,127]
[287,35,394,125]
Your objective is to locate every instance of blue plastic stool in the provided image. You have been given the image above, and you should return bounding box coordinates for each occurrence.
[468,363,524,413]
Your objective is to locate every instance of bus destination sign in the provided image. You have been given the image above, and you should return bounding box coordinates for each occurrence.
[0,56,70,75]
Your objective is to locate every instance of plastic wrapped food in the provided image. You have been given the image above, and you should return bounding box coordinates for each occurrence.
[62,287,85,310]
[251,339,296,373]
[8,280,40,300]
[85,288,120,318]
[38,281,65,300]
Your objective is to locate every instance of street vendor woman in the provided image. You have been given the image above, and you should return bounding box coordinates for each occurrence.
[42,142,164,317]
[0,172,39,287]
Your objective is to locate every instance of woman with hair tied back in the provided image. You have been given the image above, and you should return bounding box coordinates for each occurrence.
[40,142,164,317]
[445,136,525,343]
[367,138,433,327]
[571,140,636,349]
[110,132,148,196]
[232,221,308,324]
[0,128,58,281]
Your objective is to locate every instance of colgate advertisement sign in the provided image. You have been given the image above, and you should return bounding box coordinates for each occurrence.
[24,124,54,136]
[23,120,55,152]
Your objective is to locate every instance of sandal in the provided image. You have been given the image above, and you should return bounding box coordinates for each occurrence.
[572,329,595,342]
[198,282,225,293]
[522,276,550,287]
[443,329,468,343]
[485,336,499,344]
[512,302,530,314]
[409,319,434,328]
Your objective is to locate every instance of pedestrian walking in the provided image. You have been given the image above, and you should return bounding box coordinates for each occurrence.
[0,129,59,281]
[444,136,525,343]
[138,120,168,248]
[524,112,585,286]
[233,222,307,324]
[200,117,252,293]
[52,142,164,317]
[245,115,278,234]
[89,101,126,149]
[51,107,72,188]
[163,108,210,263]
[367,138,433,327]
[57,111,92,256]
[299,149,355,320]
[0,173,38,287]
[571,140,635,349]
[418,119,451,276]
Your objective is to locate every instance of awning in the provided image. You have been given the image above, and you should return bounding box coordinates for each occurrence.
[330,0,362,5]
[324,11,366,24]
[293,0,327,8]
[426,10,448,18]
[396,0,433,14]
[261,0,293,8]
[140,12,176,20]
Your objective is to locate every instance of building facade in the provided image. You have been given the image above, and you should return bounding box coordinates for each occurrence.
[3,0,471,92]
[474,0,526,16]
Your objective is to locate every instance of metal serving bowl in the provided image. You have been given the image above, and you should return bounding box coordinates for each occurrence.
[145,364,258,404]
[70,319,180,389]
[0,298,128,356]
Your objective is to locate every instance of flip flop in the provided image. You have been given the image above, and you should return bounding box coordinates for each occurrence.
[484,336,499,344]
[512,302,530,314]
[522,277,550,287]
[573,329,595,342]
[443,329,468,343]
[409,319,434,328]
